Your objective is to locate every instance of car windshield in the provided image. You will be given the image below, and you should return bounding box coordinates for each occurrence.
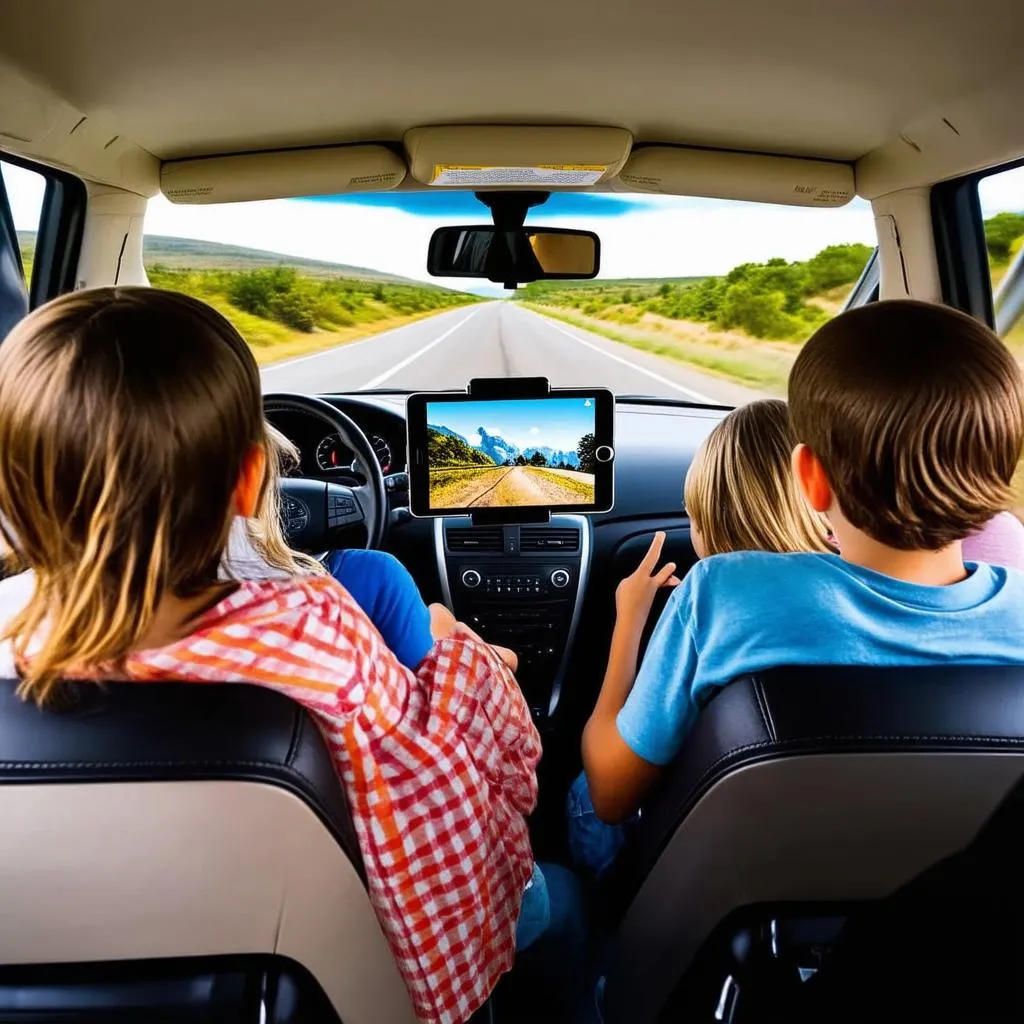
[138,190,878,401]
[6,175,890,399]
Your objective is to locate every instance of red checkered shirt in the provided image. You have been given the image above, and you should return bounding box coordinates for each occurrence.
[123,576,542,1024]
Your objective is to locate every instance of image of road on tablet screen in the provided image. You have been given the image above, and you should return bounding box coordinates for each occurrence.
[426,397,597,509]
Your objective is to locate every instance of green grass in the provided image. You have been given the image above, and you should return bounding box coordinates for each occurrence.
[145,265,477,363]
[428,466,506,508]
[15,231,480,364]
[522,303,791,392]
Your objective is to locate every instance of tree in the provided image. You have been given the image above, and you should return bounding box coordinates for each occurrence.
[658,282,673,298]
[529,451,548,467]
[514,454,528,466]
[577,433,597,474]
[985,212,1024,264]
[803,243,874,293]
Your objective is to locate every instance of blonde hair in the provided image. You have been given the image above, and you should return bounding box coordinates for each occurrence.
[684,399,833,556]
[0,287,271,703]
[246,423,325,577]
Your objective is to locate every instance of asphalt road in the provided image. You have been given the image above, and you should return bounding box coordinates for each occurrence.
[261,301,760,405]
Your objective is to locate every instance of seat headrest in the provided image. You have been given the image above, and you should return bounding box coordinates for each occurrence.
[0,679,362,876]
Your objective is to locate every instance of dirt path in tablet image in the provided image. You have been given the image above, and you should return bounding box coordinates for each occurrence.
[430,465,595,508]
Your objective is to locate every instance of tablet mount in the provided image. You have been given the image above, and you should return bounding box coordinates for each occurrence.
[466,376,552,527]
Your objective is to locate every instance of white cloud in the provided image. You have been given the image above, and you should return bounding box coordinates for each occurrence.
[529,426,540,434]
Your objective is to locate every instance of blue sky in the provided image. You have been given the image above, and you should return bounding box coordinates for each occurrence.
[427,397,595,451]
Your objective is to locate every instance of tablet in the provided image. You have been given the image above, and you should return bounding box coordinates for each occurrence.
[406,385,614,520]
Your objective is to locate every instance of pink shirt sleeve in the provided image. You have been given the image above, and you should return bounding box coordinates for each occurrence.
[962,512,1024,571]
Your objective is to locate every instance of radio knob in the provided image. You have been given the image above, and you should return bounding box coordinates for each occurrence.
[461,569,482,589]
[550,568,571,589]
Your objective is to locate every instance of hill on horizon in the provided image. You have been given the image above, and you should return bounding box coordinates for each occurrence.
[16,230,442,288]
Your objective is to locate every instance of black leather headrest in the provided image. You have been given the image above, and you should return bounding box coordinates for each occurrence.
[608,664,1024,915]
[0,679,363,879]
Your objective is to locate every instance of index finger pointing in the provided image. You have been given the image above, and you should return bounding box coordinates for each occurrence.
[640,531,666,571]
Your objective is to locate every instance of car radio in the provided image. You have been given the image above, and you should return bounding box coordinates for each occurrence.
[434,515,591,721]
[460,569,571,596]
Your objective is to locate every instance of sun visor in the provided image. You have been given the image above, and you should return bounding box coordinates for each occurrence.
[404,126,633,188]
[160,145,406,204]
[618,146,855,207]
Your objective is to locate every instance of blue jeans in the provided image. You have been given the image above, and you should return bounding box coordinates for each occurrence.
[515,863,551,951]
[514,861,597,1023]
[567,771,635,881]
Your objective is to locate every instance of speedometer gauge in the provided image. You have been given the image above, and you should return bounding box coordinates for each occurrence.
[315,434,347,471]
[316,433,392,474]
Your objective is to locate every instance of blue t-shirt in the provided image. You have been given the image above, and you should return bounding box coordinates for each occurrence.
[618,551,1024,766]
[324,549,433,670]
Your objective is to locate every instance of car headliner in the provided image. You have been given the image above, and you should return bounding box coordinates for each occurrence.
[0,0,1022,199]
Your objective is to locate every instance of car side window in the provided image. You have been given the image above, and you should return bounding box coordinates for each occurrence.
[0,161,45,289]
[0,159,46,339]
[979,164,1024,345]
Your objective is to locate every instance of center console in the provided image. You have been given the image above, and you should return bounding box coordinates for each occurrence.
[434,514,591,721]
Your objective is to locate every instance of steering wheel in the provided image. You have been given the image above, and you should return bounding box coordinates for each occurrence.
[262,393,387,551]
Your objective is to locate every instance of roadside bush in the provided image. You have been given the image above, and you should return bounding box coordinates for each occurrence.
[985,212,1024,264]
[716,283,804,340]
[522,242,872,342]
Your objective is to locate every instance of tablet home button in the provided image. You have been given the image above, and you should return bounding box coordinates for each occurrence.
[595,445,614,463]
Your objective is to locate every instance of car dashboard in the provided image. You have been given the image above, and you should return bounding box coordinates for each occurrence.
[266,393,729,742]
[267,404,408,479]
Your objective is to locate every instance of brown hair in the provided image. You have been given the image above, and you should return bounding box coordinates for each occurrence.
[788,300,1024,550]
[0,287,267,702]
[684,399,833,555]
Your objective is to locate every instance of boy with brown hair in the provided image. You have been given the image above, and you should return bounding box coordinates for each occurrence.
[583,300,1024,823]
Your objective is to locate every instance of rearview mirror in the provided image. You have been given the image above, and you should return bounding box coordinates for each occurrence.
[427,226,599,286]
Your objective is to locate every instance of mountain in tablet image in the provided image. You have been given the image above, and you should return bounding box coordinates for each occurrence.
[521,446,581,469]
[475,427,521,466]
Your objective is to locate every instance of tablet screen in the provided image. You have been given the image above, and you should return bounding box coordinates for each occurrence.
[425,396,600,510]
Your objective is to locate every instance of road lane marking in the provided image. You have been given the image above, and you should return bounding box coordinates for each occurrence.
[261,304,488,374]
[521,308,716,403]
[358,307,483,389]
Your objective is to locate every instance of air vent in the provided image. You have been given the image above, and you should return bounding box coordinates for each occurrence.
[520,526,580,552]
[446,525,504,552]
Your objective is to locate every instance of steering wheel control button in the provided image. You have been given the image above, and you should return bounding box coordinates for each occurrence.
[595,445,615,463]
[550,568,571,589]
[284,496,310,533]
[327,491,360,528]
[461,569,482,589]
